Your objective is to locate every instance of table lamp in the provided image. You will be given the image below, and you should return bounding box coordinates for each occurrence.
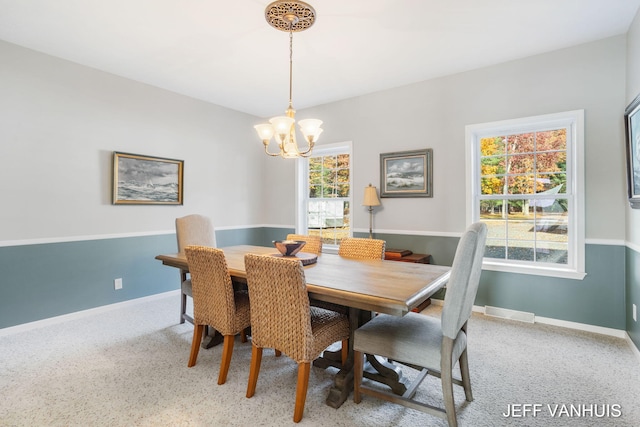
[363,184,381,239]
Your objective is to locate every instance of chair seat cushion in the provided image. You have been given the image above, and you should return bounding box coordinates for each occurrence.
[354,312,467,369]
[309,307,350,361]
[181,279,192,297]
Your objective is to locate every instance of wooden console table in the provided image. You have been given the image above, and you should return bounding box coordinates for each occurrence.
[384,248,431,263]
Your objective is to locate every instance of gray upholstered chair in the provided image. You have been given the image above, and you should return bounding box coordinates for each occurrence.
[184,246,251,384]
[244,253,349,423]
[353,222,487,427]
[176,214,216,324]
[338,237,386,260]
[286,233,323,255]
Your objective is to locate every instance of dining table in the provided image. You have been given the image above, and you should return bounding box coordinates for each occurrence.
[156,244,451,409]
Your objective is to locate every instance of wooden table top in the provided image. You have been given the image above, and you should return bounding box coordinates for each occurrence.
[156,245,450,316]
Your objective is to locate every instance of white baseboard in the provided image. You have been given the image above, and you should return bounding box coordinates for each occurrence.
[535,315,626,338]
[0,290,180,337]
[428,299,625,339]
[626,333,640,363]
[485,305,535,323]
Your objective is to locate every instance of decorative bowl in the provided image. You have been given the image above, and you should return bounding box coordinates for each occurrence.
[273,240,306,257]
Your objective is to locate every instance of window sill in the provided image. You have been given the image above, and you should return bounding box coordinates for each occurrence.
[482,260,586,280]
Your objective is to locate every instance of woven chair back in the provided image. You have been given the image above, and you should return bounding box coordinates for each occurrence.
[286,234,323,255]
[338,237,385,260]
[184,246,236,334]
[244,254,315,363]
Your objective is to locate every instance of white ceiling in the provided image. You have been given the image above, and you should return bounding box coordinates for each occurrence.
[1,0,639,118]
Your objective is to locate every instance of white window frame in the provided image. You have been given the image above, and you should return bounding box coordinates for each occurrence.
[465,110,585,280]
[296,141,353,253]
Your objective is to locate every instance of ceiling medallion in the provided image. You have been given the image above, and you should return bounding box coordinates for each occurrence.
[265,1,316,32]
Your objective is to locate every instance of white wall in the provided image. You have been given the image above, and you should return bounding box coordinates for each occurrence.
[0,41,264,242]
[1,35,628,244]
[627,11,640,246]
[263,36,628,241]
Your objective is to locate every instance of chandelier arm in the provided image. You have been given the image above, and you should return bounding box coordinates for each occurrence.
[263,141,284,157]
[299,145,315,157]
[297,141,314,156]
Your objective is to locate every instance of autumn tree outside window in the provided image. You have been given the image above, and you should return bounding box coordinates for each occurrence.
[296,142,352,249]
[466,111,585,279]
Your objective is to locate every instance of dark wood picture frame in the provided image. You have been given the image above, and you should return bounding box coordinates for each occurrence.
[625,94,640,209]
[112,152,184,205]
[380,149,433,198]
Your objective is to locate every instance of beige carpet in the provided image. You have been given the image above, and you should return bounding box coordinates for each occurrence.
[1,293,639,426]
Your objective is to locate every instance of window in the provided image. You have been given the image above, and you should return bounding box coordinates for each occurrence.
[296,142,352,250]
[466,111,585,279]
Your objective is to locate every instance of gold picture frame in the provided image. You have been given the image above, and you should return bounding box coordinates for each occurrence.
[112,152,184,205]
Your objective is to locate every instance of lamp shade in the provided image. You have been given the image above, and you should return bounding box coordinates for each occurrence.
[298,119,323,142]
[363,184,381,207]
[254,124,275,141]
[269,116,295,133]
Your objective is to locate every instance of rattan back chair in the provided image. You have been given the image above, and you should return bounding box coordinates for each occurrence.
[338,237,386,260]
[176,214,216,324]
[244,253,349,423]
[286,233,323,255]
[184,246,251,385]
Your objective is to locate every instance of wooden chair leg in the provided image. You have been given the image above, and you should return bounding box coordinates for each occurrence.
[218,335,235,385]
[246,345,263,398]
[293,362,310,423]
[441,338,458,427]
[341,339,348,365]
[188,324,204,367]
[240,328,248,343]
[459,348,473,402]
[353,350,363,403]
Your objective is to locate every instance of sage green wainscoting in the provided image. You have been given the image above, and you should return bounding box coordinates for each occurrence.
[0,234,178,329]
[273,228,627,330]
[627,246,640,350]
[374,233,626,330]
[476,244,626,330]
[1,227,630,339]
[216,227,277,247]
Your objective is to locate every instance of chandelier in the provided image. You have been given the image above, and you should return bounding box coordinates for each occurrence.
[254,1,323,159]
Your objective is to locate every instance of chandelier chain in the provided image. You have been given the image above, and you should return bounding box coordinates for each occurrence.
[289,29,293,110]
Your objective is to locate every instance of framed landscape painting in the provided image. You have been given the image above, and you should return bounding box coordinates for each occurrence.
[380,149,433,198]
[625,94,640,209]
[112,152,184,205]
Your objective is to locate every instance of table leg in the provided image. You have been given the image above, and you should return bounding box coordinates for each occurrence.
[319,308,411,408]
[323,307,361,408]
[201,328,224,348]
[362,354,408,395]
